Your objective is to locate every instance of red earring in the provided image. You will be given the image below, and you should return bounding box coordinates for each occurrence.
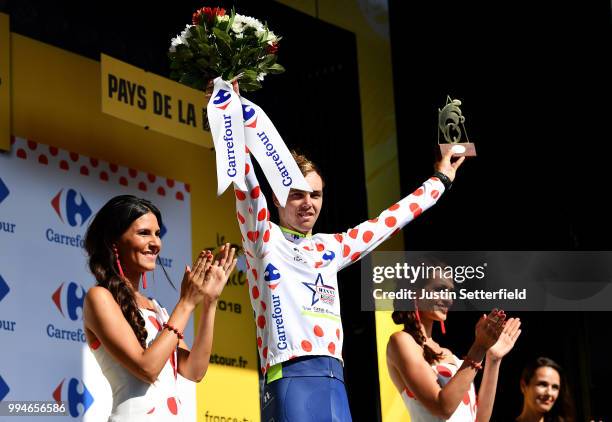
[142,272,147,289]
[440,321,446,335]
[113,246,125,278]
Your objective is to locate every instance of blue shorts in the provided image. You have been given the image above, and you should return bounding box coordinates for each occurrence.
[261,356,352,422]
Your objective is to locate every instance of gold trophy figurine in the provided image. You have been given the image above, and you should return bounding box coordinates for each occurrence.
[437,96,476,157]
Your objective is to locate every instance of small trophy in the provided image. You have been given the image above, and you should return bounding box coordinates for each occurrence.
[437,96,476,157]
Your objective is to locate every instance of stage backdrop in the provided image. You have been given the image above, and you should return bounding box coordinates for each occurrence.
[1,26,258,421]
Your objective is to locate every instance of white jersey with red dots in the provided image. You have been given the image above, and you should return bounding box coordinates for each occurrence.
[89,299,183,421]
[401,356,477,421]
[236,154,446,374]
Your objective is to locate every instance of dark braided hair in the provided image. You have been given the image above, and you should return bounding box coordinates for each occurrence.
[84,195,163,349]
[520,357,575,422]
[392,310,444,365]
[391,255,448,365]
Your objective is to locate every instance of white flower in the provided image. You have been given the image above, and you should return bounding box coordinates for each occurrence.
[257,72,267,82]
[231,14,264,34]
[217,15,230,23]
[169,24,194,52]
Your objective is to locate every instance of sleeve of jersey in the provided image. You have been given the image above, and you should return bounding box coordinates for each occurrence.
[335,176,446,271]
[235,154,272,257]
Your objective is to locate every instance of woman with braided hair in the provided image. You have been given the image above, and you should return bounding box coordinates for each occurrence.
[82,195,237,421]
[386,270,522,421]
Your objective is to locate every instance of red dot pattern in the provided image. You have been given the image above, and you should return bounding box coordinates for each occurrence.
[257,315,266,328]
[250,186,261,199]
[148,316,162,331]
[436,366,452,378]
[11,138,191,201]
[167,397,178,415]
[257,208,267,221]
[301,340,312,352]
[313,325,324,337]
[235,190,246,200]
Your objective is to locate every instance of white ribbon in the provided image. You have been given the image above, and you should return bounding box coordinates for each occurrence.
[207,78,311,207]
[239,97,312,207]
[207,77,247,195]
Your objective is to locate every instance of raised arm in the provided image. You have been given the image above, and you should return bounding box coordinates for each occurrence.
[475,317,522,422]
[83,251,212,384]
[387,311,504,419]
[176,244,237,382]
[235,153,273,257]
[336,149,464,270]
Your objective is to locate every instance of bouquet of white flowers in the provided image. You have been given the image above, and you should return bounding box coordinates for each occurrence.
[169,6,285,92]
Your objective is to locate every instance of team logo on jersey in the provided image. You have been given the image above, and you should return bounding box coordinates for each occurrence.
[264,263,281,289]
[302,273,336,306]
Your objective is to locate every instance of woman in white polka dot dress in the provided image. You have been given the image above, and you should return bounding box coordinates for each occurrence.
[387,271,522,422]
[82,195,236,421]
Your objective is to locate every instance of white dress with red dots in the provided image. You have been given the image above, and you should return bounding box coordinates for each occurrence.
[401,356,477,421]
[235,154,446,374]
[89,299,183,421]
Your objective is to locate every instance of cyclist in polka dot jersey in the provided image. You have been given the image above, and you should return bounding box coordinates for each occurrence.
[233,133,464,420]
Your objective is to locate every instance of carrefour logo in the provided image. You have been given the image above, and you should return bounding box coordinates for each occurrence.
[52,282,86,321]
[48,282,87,343]
[0,177,9,204]
[52,378,94,418]
[0,375,9,401]
[213,89,232,110]
[51,189,92,227]
[242,104,258,128]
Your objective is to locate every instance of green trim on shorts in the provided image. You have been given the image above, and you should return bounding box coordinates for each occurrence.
[266,362,283,384]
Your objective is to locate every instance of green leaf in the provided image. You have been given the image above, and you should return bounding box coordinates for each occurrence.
[212,27,232,49]
[241,69,258,81]
[266,63,285,74]
[239,80,263,92]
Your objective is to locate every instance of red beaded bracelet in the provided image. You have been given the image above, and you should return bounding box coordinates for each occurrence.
[463,356,483,371]
[163,322,184,340]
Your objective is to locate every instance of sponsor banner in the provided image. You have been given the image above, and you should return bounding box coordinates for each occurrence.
[206,80,311,205]
[239,97,312,206]
[207,77,247,195]
[101,54,212,148]
[0,13,9,151]
[0,136,194,421]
